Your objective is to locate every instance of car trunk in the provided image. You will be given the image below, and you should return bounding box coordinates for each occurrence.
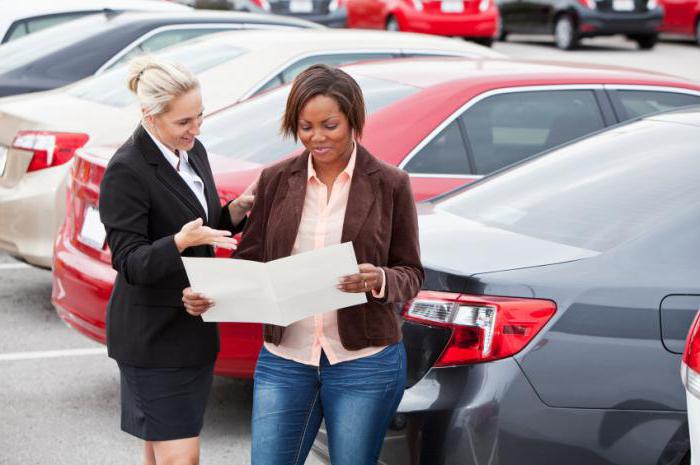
[400,204,598,387]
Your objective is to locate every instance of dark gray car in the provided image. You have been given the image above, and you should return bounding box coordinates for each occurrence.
[313,107,700,464]
[0,9,320,97]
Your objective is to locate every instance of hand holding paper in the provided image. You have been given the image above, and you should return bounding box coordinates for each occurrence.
[182,242,367,326]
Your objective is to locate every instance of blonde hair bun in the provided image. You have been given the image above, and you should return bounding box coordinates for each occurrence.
[127,55,199,117]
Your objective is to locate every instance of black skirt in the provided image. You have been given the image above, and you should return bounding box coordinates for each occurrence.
[117,362,214,441]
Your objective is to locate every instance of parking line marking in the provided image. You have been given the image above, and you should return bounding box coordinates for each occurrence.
[0,263,30,270]
[0,348,107,361]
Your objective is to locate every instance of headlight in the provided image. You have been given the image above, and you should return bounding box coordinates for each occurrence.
[647,0,657,8]
[329,0,339,11]
[412,0,424,10]
[479,0,490,11]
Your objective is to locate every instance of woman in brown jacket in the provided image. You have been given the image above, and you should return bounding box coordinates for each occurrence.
[184,64,423,465]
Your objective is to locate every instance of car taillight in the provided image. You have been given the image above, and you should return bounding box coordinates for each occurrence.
[12,131,89,173]
[682,310,700,397]
[577,0,596,8]
[403,291,556,366]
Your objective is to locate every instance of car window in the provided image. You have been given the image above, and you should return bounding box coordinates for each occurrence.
[107,27,239,69]
[199,75,420,165]
[403,120,471,175]
[615,90,700,119]
[460,90,605,175]
[0,14,108,73]
[4,12,91,42]
[68,42,246,107]
[436,118,700,252]
[278,53,396,84]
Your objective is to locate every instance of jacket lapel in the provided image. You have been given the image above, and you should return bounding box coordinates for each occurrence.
[341,145,380,244]
[136,125,208,220]
[187,147,219,226]
[270,154,308,259]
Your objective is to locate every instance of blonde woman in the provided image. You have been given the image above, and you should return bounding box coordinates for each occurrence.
[98,56,252,465]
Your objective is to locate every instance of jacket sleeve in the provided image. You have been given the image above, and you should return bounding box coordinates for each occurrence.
[217,201,248,236]
[233,169,267,262]
[375,172,424,304]
[99,160,182,286]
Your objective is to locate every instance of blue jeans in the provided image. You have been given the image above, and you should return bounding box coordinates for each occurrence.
[251,343,407,465]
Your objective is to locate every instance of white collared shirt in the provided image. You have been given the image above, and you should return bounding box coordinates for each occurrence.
[143,124,208,220]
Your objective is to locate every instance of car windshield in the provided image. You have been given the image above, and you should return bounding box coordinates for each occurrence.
[0,14,111,73]
[67,41,247,107]
[198,75,420,165]
[435,118,700,252]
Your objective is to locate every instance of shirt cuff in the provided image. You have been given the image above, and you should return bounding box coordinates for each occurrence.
[371,267,387,299]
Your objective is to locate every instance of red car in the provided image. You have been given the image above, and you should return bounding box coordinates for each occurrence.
[343,0,499,46]
[658,0,700,44]
[53,57,700,378]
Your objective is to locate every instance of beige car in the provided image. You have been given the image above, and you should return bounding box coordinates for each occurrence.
[0,28,500,268]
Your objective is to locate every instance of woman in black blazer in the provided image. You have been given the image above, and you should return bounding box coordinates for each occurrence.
[98,56,252,465]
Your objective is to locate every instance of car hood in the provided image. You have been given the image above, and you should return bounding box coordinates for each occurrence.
[417,203,600,277]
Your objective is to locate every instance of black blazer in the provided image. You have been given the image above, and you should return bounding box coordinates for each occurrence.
[99,125,243,367]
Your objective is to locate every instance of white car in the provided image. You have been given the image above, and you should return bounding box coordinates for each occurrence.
[0,28,500,268]
[0,0,190,44]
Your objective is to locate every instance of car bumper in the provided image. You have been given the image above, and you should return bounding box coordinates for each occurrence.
[243,2,348,27]
[52,224,261,378]
[312,358,688,465]
[0,164,68,268]
[397,7,498,37]
[577,8,664,36]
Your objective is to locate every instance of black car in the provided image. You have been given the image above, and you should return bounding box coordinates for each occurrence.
[496,0,664,49]
[227,0,346,28]
[0,9,320,97]
[312,106,700,464]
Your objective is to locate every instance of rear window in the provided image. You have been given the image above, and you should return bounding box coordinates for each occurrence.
[0,14,110,73]
[67,42,247,107]
[436,119,700,252]
[199,76,420,164]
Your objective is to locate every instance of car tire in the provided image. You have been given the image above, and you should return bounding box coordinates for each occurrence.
[497,20,508,41]
[554,15,579,50]
[470,37,494,47]
[385,16,400,31]
[631,33,658,49]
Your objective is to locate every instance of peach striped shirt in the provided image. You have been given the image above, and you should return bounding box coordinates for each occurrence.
[264,144,387,366]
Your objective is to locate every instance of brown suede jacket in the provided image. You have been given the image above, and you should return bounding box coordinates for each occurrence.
[235,144,424,350]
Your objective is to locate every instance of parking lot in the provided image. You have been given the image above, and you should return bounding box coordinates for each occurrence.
[0,27,698,465]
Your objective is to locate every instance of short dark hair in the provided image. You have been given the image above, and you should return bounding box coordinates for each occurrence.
[281,64,366,141]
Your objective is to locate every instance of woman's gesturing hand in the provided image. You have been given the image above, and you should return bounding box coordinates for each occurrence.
[337,263,384,293]
[182,287,214,316]
[174,218,237,252]
[228,178,257,226]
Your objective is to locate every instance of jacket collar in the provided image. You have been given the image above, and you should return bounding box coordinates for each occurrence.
[132,124,210,221]
[276,144,381,257]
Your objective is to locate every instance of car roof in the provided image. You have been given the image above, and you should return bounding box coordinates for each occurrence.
[96,9,323,28]
[341,56,700,90]
[196,28,503,58]
[0,0,190,37]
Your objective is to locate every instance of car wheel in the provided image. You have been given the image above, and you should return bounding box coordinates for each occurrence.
[497,19,508,41]
[470,37,494,47]
[632,33,658,49]
[385,16,400,31]
[554,15,579,50]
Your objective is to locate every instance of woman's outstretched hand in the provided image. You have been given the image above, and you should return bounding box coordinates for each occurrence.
[174,218,237,252]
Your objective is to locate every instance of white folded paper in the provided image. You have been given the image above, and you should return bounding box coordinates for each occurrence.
[182,242,367,326]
